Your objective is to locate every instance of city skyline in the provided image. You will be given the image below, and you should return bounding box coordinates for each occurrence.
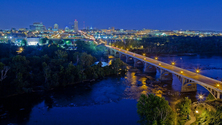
[0,0,222,31]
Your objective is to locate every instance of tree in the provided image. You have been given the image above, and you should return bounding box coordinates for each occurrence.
[137,94,175,125]
[10,55,30,93]
[0,62,10,82]
[176,97,191,117]
[79,52,96,68]
[48,40,53,44]
[40,37,48,45]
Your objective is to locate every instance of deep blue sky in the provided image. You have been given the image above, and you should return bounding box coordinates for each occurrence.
[0,0,222,30]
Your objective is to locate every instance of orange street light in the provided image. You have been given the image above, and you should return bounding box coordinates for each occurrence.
[155,57,158,60]
[180,71,184,74]
[217,84,220,87]
[195,110,199,113]
[143,53,146,56]
[126,49,129,51]
[196,69,200,73]
[171,62,175,65]
[20,47,23,51]
[159,63,161,66]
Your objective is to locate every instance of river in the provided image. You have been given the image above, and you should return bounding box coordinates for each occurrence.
[1,54,222,125]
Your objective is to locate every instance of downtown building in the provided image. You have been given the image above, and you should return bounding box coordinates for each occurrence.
[30,22,46,31]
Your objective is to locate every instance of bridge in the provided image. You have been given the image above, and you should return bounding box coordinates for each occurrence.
[106,45,222,99]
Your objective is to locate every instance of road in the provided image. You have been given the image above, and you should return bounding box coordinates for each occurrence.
[106,45,222,94]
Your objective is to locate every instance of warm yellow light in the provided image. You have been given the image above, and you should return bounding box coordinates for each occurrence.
[196,70,200,73]
[199,95,203,99]
[217,84,220,87]
[180,71,184,74]
[126,49,129,51]
[159,63,161,66]
[155,57,158,60]
[172,62,175,65]
[143,53,146,56]
[20,48,23,51]
[144,58,146,60]
[195,110,199,113]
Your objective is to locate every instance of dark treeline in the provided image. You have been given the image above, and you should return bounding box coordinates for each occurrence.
[0,41,127,97]
[112,36,222,54]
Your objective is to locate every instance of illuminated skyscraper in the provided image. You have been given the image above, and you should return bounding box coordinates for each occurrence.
[74,19,78,32]
[30,22,46,31]
[54,24,59,29]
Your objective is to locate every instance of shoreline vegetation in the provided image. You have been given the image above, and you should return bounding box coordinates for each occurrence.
[0,41,127,98]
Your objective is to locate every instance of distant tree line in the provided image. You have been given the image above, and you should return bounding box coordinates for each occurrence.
[112,36,222,54]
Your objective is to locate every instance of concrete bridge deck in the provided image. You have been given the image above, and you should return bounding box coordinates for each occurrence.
[106,45,222,98]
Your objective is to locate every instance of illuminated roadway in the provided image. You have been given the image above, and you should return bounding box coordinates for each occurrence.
[106,45,222,95]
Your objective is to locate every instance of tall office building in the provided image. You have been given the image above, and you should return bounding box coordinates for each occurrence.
[30,22,46,31]
[74,19,78,32]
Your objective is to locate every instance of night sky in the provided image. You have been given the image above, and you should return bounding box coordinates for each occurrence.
[1,0,222,30]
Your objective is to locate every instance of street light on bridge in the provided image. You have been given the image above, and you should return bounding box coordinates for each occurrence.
[159,63,161,66]
[196,69,200,73]
[155,57,158,60]
[217,83,220,87]
[126,49,129,51]
[180,71,184,74]
[171,62,175,66]
[143,53,146,56]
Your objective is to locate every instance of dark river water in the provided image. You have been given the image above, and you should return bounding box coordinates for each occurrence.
[1,54,222,125]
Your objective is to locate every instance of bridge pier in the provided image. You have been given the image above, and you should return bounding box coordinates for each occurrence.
[126,56,134,63]
[177,77,197,92]
[217,91,220,99]
[134,58,137,68]
[119,53,122,58]
[159,69,173,81]
[143,63,156,73]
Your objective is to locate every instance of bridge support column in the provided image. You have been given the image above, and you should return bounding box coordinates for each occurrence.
[180,77,197,92]
[217,92,220,99]
[143,63,156,73]
[126,56,133,63]
[159,70,172,81]
[119,53,122,58]
[134,58,137,68]
[125,55,128,62]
